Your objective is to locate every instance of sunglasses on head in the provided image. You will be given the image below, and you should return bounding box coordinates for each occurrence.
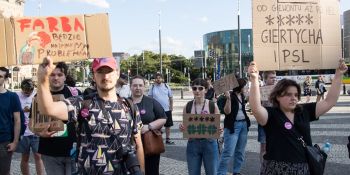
[192,86,204,91]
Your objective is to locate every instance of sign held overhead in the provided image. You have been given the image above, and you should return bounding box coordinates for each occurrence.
[252,0,341,71]
[0,13,112,66]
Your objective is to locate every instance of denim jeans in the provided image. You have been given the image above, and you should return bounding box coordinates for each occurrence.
[186,138,219,175]
[217,121,248,175]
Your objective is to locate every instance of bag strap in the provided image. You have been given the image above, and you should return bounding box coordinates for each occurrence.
[274,111,307,148]
[185,100,194,113]
[209,100,215,114]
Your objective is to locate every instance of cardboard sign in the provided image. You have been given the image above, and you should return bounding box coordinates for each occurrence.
[252,0,341,70]
[213,73,239,95]
[30,94,65,132]
[183,114,221,139]
[260,85,275,101]
[0,13,112,66]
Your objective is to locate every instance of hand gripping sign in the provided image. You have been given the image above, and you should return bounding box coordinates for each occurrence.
[183,114,221,139]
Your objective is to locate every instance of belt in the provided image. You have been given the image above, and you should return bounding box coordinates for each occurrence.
[235,119,246,122]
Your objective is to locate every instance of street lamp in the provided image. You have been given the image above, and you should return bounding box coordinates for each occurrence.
[237,0,242,78]
[158,11,163,75]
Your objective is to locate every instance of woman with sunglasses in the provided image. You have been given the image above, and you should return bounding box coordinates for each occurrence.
[179,78,221,175]
[248,60,347,174]
[217,78,251,175]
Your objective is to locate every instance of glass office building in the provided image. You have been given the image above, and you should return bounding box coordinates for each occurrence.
[203,29,253,78]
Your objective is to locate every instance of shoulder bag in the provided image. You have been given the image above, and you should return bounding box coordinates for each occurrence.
[142,129,165,156]
[291,127,327,175]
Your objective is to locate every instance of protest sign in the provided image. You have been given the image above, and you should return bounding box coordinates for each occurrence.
[260,85,275,101]
[30,94,65,132]
[0,13,112,66]
[213,73,239,95]
[252,0,341,70]
[183,114,221,139]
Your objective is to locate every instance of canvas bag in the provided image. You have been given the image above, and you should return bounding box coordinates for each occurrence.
[142,129,165,156]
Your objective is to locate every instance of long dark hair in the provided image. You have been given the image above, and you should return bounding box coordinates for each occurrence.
[232,78,247,93]
[269,79,301,107]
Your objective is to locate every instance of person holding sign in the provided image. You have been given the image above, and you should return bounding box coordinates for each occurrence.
[36,57,144,175]
[248,60,347,174]
[179,78,221,175]
[217,78,251,175]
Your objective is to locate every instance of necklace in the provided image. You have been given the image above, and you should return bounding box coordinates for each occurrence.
[194,99,206,114]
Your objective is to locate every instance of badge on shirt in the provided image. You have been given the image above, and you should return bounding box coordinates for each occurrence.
[284,122,292,130]
[140,109,146,115]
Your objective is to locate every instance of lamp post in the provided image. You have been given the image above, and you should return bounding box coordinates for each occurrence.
[158,11,163,75]
[237,0,242,78]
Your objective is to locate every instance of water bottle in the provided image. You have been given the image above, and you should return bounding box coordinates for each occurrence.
[70,142,77,157]
[322,141,332,154]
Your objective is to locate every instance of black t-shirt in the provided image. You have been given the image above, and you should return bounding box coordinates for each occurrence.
[135,95,167,125]
[38,85,80,157]
[264,103,318,163]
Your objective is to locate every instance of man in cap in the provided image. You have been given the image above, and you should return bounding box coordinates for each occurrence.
[36,57,144,175]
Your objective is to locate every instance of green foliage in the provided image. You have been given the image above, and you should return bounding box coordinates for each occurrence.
[120,51,195,83]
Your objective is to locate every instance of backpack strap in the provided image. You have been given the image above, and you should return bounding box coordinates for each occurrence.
[68,86,79,96]
[209,100,215,114]
[121,97,138,145]
[185,100,194,113]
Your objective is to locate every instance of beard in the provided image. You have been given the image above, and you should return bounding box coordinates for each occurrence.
[97,80,116,92]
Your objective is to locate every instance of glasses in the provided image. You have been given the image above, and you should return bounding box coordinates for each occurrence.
[192,86,204,91]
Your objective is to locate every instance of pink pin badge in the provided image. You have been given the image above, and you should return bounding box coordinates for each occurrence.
[80,108,89,118]
[284,122,292,130]
[140,109,146,115]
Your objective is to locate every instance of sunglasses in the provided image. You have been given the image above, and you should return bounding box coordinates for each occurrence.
[192,86,204,91]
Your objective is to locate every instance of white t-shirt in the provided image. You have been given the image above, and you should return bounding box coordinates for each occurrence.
[16,91,36,136]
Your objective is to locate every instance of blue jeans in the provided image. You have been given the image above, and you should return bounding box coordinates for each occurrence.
[217,121,248,175]
[187,138,219,175]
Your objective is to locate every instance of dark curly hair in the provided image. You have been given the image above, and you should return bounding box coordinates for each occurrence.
[21,79,35,91]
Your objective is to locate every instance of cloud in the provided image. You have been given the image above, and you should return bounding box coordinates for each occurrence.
[199,16,208,23]
[60,0,110,8]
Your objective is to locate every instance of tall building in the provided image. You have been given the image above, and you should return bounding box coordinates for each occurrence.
[203,29,253,78]
[344,10,350,62]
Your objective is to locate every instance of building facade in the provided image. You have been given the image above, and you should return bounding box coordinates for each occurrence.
[203,29,253,79]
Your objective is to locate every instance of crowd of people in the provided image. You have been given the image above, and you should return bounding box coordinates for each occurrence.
[0,57,349,175]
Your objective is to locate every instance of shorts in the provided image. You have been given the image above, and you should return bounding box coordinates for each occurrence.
[15,135,40,154]
[304,89,311,96]
[164,111,173,127]
[257,125,266,144]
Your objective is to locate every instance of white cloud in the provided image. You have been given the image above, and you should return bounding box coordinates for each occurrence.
[59,0,110,8]
[199,16,208,23]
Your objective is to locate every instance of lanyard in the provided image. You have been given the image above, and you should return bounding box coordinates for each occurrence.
[194,99,206,114]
